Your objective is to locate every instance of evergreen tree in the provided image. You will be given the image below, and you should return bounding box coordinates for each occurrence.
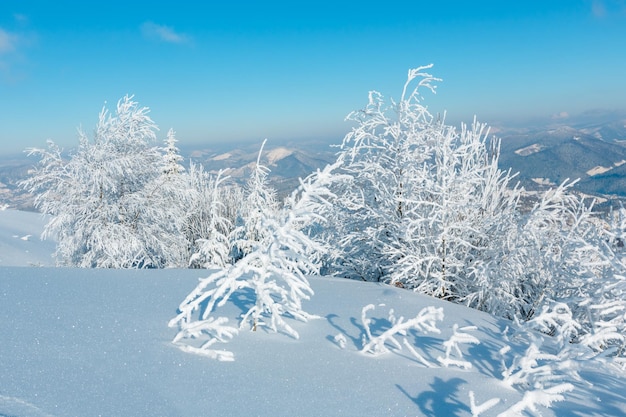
[230,139,280,262]
[162,128,185,176]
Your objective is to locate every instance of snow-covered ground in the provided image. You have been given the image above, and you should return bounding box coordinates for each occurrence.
[1,209,626,416]
[0,208,54,267]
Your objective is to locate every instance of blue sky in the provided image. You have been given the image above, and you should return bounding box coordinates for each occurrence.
[1,1,625,154]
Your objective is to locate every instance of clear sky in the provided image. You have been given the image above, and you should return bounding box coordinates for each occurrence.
[1,1,625,154]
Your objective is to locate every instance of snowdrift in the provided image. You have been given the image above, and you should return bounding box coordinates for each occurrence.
[1,267,625,416]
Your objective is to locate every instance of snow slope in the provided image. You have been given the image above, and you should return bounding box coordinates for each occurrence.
[0,208,54,267]
[1,210,626,416]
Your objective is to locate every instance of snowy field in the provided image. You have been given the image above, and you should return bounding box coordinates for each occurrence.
[1,208,626,416]
[0,208,54,267]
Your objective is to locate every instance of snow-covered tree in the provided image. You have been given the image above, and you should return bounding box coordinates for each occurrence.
[22,95,185,268]
[187,169,233,269]
[230,139,280,262]
[162,128,185,176]
[320,65,521,299]
[387,118,522,300]
[573,205,626,360]
[319,66,440,282]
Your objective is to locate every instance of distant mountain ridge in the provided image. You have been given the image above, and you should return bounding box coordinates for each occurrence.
[1,110,626,210]
[184,140,337,197]
[496,110,626,207]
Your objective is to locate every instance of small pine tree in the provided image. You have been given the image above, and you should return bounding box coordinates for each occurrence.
[162,128,185,176]
[230,139,280,262]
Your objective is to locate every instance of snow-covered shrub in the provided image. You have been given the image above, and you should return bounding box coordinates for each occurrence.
[315,66,626,364]
[170,316,238,361]
[319,66,443,282]
[501,342,567,389]
[519,187,626,360]
[170,155,340,357]
[580,205,626,361]
[187,169,234,268]
[523,302,581,349]
[318,65,522,303]
[579,296,626,356]
[497,383,574,417]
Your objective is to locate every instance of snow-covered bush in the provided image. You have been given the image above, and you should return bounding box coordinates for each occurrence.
[170,152,340,358]
[497,383,574,417]
[319,66,441,282]
[314,66,626,364]
[437,324,480,369]
[518,186,626,360]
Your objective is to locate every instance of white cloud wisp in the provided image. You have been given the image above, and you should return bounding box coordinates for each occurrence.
[141,22,189,44]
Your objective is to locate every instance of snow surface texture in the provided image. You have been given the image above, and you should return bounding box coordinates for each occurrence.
[1,209,626,416]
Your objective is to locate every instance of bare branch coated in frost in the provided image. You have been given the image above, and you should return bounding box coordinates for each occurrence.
[360,303,443,357]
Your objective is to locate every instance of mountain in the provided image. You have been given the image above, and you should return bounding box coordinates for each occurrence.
[0,153,37,211]
[495,110,626,209]
[0,140,339,210]
[185,139,337,197]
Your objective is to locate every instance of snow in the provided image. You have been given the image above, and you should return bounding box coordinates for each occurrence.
[531,178,556,186]
[587,165,613,176]
[586,160,625,177]
[266,147,294,165]
[0,209,54,266]
[212,152,232,161]
[1,209,626,416]
[514,143,544,156]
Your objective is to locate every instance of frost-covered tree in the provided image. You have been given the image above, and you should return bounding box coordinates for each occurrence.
[230,140,280,262]
[319,67,440,281]
[152,128,192,267]
[320,65,521,298]
[187,169,233,269]
[573,204,626,360]
[387,118,521,300]
[162,128,185,176]
[507,184,625,358]
[22,95,185,268]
